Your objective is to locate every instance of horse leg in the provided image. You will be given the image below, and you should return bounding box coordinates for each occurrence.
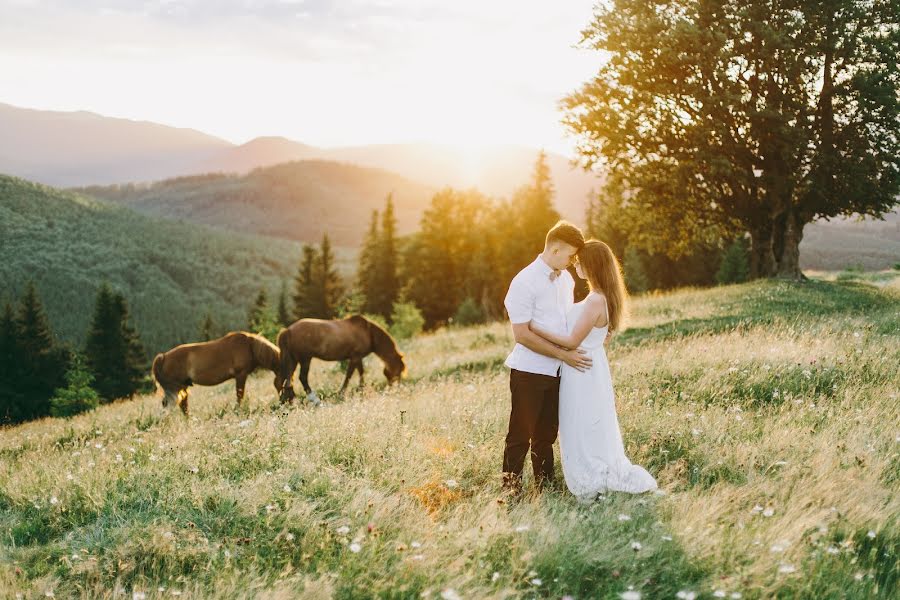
[235,373,247,409]
[356,359,366,389]
[179,389,190,417]
[338,360,355,396]
[299,357,319,406]
[280,353,298,404]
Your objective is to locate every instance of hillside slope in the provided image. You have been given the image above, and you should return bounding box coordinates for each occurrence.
[0,175,313,355]
[75,161,435,246]
[0,278,896,598]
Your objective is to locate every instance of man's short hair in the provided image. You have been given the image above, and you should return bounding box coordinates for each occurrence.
[545,220,585,250]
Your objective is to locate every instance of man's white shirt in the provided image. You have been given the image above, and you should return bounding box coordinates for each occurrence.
[504,255,575,377]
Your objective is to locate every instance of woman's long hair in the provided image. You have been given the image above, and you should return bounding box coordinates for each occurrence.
[577,240,628,332]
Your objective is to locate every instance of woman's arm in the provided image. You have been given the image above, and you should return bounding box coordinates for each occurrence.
[530,294,607,349]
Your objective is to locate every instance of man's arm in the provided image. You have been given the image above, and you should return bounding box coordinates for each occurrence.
[511,322,592,371]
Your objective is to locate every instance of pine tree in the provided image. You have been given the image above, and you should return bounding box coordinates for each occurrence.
[248,288,269,330]
[293,244,320,319]
[85,283,146,402]
[0,302,24,424]
[16,282,68,421]
[317,233,344,319]
[716,238,751,285]
[369,195,400,319]
[357,209,380,314]
[199,313,216,341]
[248,288,281,341]
[277,280,292,326]
[50,354,100,418]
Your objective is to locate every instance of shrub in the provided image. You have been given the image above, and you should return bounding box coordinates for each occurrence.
[453,297,485,327]
[50,356,100,418]
[388,302,424,339]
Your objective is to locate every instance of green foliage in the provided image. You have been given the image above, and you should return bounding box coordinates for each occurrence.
[198,313,216,341]
[10,282,71,422]
[276,281,291,327]
[564,0,900,278]
[716,238,751,285]
[247,289,281,343]
[293,235,345,320]
[452,297,485,327]
[0,175,302,355]
[623,246,650,294]
[49,355,100,418]
[84,283,147,402]
[388,302,424,340]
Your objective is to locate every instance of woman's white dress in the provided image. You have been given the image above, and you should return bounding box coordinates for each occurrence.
[559,294,658,501]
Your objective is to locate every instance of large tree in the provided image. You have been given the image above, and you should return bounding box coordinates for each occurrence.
[564,0,900,279]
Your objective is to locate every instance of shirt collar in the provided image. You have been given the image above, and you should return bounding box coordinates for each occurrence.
[535,254,556,276]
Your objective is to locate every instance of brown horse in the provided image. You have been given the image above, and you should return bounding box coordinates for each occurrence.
[278,315,407,405]
[151,331,282,416]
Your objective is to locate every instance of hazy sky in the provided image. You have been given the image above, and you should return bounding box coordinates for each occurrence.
[0,0,601,155]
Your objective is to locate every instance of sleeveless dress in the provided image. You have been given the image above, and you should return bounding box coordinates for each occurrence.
[558,293,658,501]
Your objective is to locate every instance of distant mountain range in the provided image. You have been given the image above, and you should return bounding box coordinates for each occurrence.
[0,102,601,220]
[75,161,436,246]
[2,101,896,270]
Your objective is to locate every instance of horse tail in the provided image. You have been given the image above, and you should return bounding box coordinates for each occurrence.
[276,328,297,398]
[151,352,165,388]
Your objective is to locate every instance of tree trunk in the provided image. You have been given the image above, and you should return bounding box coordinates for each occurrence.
[775,209,806,280]
[749,221,777,278]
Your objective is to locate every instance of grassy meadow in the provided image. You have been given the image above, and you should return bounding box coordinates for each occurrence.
[0,276,897,599]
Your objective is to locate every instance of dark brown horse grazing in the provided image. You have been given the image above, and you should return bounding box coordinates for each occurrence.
[151,331,282,416]
[278,315,407,405]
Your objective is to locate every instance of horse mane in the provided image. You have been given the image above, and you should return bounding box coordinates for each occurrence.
[247,332,281,373]
[354,316,404,367]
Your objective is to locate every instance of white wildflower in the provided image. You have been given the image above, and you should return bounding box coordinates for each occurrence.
[491,572,500,582]
[49,496,59,505]
[620,590,641,600]
[631,541,642,551]
[283,484,292,493]
[530,578,542,586]
[618,514,632,521]
[336,525,350,535]
[440,589,461,600]
[411,540,421,548]
[676,591,697,600]
[763,508,775,517]
[349,542,362,553]
[778,564,796,574]
[867,530,876,539]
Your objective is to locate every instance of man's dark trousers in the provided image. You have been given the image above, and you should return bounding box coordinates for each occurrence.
[502,368,560,490]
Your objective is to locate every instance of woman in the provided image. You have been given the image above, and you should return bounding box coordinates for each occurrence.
[529,240,657,501]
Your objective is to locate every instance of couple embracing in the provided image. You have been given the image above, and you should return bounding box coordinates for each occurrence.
[501,221,657,502]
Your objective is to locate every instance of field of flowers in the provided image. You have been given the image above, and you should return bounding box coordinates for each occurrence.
[1,276,897,599]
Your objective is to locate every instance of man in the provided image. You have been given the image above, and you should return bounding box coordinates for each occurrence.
[501,220,592,494]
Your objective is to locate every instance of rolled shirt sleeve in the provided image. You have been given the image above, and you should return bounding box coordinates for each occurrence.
[504,275,534,324]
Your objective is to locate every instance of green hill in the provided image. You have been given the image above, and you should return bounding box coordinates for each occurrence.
[0,277,896,598]
[74,160,435,246]
[0,175,312,356]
